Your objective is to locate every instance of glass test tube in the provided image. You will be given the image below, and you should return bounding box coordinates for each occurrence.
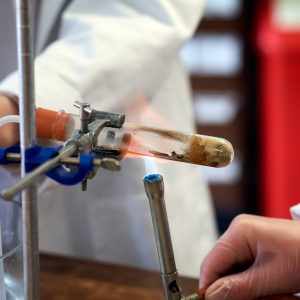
[36,108,234,167]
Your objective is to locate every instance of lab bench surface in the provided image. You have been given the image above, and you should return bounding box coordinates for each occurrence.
[40,253,199,299]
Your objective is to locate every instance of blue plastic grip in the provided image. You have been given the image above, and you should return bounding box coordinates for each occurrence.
[0,145,95,186]
[47,153,95,185]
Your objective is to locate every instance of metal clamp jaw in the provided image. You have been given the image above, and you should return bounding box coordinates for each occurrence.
[72,100,125,153]
[69,101,126,190]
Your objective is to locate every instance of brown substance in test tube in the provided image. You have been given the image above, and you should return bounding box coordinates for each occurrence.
[184,135,208,166]
[119,133,132,158]
[134,125,187,142]
[185,135,232,167]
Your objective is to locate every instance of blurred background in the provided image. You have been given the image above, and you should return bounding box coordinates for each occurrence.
[181,0,300,234]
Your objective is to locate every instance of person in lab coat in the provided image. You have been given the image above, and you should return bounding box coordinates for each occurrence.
[0,0,217,277]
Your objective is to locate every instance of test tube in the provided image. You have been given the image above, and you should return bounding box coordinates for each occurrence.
[36,108,234,168]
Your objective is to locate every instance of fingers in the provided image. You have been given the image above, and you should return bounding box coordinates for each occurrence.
[200,215,300,300]
[203,267,257,300]
[203,261,300,300]
[200,214,257,288]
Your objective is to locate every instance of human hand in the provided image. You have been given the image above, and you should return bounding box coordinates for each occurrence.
[199,214,300,300]
[0,94,19,147]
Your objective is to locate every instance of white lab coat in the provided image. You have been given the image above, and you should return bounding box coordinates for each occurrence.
[0,0,217,277]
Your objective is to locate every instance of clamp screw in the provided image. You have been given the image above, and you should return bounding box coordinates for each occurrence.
[80,102,90,134]
[81,179,88,191]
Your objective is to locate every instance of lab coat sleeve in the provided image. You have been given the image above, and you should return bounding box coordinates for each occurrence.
[0,0,206,113]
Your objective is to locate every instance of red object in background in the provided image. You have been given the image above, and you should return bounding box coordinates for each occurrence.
[257,1,300,218]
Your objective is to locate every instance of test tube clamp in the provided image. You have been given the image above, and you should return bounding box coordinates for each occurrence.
[0,101,125,201]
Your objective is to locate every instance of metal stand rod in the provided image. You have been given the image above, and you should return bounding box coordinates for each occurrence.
[15,0,39,299]
[4,152,102,165]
